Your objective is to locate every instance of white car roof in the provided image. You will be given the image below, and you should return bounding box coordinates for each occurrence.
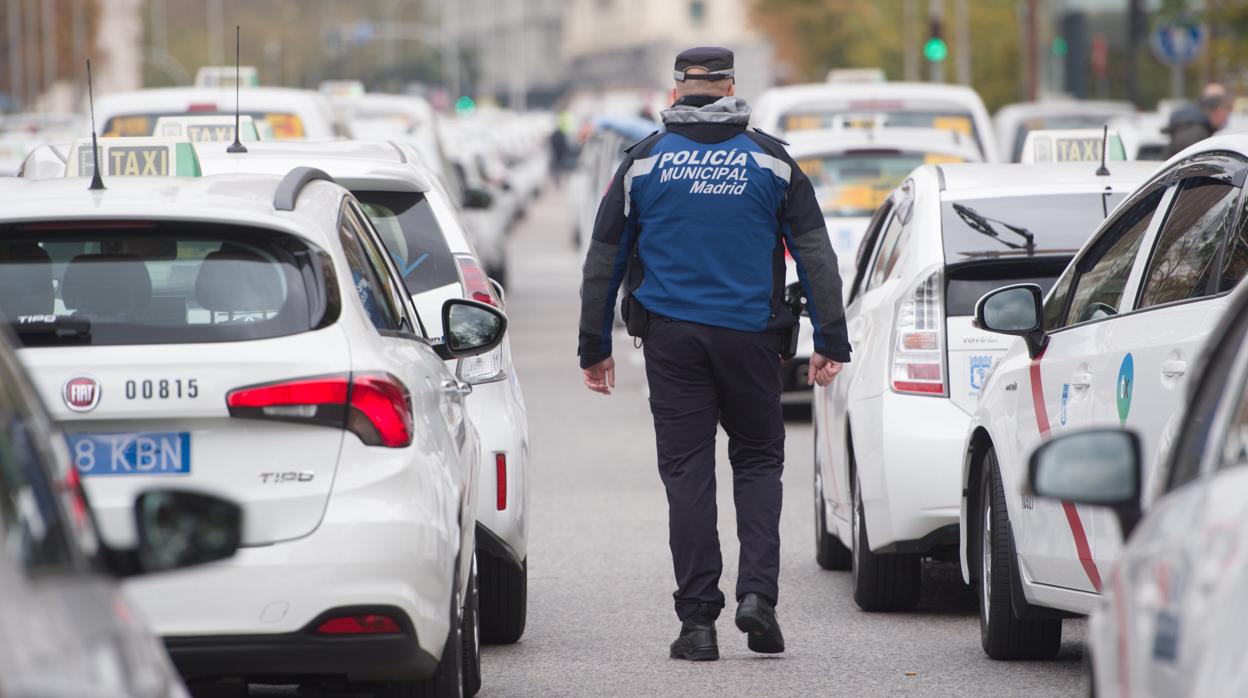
[1161,132,1248,169]
[783,128,984,162]
[91,87,337,140]
[0,175,346,249]
[934,161,1161,200]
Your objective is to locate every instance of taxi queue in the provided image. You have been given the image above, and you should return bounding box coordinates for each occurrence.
[1,69,1247,698]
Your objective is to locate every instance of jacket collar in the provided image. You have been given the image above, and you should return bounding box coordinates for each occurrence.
[661,96,752,127]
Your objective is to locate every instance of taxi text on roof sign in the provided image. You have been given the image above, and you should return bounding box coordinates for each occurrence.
[1021,129,1128,165]
[153,115,262,143]
[66,137,202,178]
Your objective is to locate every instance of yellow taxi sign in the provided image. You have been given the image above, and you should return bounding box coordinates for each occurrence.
[66,137,202,178]
[152,115,261,143]
[1022,129,1127,164]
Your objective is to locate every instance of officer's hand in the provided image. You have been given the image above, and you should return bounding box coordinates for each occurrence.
[583,357,616,395]
[808,353,843,387]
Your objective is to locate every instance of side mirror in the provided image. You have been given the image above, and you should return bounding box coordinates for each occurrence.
[974,283,1047,357]
[107,490,242,577]
[1027,428,1143,539]
[463,187,493,209]
[433,298,508,360]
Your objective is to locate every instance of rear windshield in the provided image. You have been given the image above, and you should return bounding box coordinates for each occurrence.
[797,151,965,218]
[104,112,306,139]
[945,257,1072,317]
[354,191,460,296]
[782,109,982,154]
[0,222,337,347]
[941,192,1126,262]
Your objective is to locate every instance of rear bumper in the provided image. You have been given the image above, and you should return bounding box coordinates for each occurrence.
[166,607,437,683]
[858,391,969,550]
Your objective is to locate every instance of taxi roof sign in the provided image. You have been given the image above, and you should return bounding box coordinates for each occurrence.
[194,65,260,89]
[152,115,261,142]
[1021,128,1128,164]
[65,137,202,178]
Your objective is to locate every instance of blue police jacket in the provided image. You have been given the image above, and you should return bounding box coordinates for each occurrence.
[578,94,852,368]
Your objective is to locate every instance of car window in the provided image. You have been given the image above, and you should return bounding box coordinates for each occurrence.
[1043,265,1076,331]
[867,212,906,290]
[1061,188,1165,328]
[1137,178,1238,309]
[1171,308,1248,487]
[849,201,893,301]
[354,191,460,296]
[339,208,403,332]
[1218,197,1248,293]
[0,223,333,347]
[0,382,79,574]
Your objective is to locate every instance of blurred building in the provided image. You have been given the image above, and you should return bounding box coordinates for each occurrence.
[441,0,568,109]
[562,0,775,104]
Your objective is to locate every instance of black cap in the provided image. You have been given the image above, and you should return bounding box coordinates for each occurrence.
[674,46,735,82]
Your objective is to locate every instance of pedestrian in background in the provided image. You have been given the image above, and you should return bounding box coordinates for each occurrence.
[1166,83,1234,157]
[577,47,851,661]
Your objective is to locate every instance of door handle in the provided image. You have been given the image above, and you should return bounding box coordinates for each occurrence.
[1162,359,1188,378]
[1070,372,1092,389]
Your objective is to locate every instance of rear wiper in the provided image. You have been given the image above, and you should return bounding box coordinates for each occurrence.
[952,203,1036,256]
[11,316,92,345]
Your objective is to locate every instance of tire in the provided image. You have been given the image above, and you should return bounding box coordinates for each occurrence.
[978,447,1062,660]
[383,576,466,698]
[462,556,482,697]
[479,553,527,644]
[814,451,851,570]
[851,470,920,612]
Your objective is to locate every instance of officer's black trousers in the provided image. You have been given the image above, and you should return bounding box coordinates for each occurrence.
[643,317,785,623]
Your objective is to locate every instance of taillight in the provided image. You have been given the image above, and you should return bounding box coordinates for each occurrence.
[317,614,402,635]
[226,372,413,448]
[891,269,947,396]
[454,253,500,307]
[495,453,507,511]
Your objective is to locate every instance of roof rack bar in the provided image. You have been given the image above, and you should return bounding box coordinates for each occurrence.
[274,167,335,211]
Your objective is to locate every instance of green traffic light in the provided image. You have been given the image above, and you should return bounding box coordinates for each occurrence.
[455,95,476,115]
[1052,37,1068,57]
[923,37,948,63]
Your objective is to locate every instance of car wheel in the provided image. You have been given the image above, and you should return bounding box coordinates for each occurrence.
[462,555,482,696]
[383,575,466,698]
[851,468,920,612]
[479,553,527,644]
[814,450,851,570]
[978,447,1061,660]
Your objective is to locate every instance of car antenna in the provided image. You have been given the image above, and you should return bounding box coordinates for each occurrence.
[1095,125,1110,177]
[85,59,105,191]
[227,25,247,154]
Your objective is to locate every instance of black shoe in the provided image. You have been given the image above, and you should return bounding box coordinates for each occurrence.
[669,621,719,661]
[735,593,785,654]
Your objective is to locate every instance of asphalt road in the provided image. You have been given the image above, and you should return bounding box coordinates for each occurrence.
[476,185,1089,697]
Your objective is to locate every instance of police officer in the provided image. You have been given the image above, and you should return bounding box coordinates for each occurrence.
[578,47,851,661]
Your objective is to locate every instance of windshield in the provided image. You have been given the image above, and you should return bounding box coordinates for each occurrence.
[104,112,306,139]
[355,191,460,296]
[940,192,1127,261]
[798,151,965,217]
[0,223,336,346]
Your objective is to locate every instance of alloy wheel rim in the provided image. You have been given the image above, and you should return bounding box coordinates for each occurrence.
[982,498,992,619]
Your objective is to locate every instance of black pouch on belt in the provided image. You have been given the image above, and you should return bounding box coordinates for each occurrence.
[779,283,806,361]
[621,247,649,339]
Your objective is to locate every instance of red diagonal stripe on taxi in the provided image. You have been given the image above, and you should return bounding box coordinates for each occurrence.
[1029,353,1103,592]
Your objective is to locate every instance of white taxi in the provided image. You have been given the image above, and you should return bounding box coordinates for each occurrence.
[90,86,343,141]
[813,162,1155,613]
[0,166,505,695]
[1028,279,1248,697]
[782,127,983,392]
[752,81,1001,162]
[963,135,1248,659]
[198,140,532,644]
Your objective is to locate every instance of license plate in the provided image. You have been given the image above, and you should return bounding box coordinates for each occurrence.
[68,432,191,476]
